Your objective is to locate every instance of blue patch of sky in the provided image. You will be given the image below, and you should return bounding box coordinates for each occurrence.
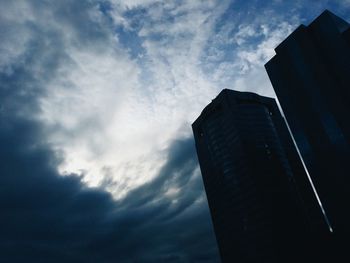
[115,27,146,59]
[98,2,146,60]
[113,5,179,60]
[114,8,147,60]
[98,0,114,24]
[98,1,112,15]
[118,8,159,91]
[96,2,146,60]
[200,1,255,73]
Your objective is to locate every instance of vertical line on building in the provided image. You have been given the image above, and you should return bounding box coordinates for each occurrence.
[277,100,334,233]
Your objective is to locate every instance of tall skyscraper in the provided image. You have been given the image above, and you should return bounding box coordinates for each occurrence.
[265,10,350,237]
[192,89,313,263]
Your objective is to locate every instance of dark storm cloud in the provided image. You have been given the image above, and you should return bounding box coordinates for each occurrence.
[112,138,220,262]
[0,118,110,262]
[0,114,219,262]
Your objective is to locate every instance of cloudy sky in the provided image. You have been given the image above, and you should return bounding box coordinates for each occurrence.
[1,0,350,262]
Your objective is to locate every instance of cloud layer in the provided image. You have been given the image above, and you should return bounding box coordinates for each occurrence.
[2,0,347,195]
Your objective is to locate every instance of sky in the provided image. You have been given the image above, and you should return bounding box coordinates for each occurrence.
[1,0,350,262]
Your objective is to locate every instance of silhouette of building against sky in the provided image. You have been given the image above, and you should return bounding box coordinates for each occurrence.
[192,90,313,263]
[265,10,350,244]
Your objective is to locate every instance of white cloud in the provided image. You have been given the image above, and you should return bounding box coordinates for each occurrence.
[0,0,314,200]
[27,0,233,199]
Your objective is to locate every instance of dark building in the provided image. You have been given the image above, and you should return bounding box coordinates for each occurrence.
[265,10,350,240]
[192,89,313,263]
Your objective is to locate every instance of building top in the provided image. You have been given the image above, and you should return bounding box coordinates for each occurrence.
[273,10,349,54]
[193,89,275,127]
[311,9,350,33]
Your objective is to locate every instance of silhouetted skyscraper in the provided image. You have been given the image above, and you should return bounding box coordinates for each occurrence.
[265,10,350,237]
[192,89,312,263]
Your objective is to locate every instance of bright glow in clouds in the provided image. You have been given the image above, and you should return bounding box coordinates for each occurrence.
[34,0,300,199]
[35,0,227,199]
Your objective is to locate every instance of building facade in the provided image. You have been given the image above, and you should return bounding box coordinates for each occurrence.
[265,10,350,238]
[192,89,313,263]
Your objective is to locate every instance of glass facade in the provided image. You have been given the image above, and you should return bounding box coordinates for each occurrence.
[265,10,350,247]
[192,89,312,263]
